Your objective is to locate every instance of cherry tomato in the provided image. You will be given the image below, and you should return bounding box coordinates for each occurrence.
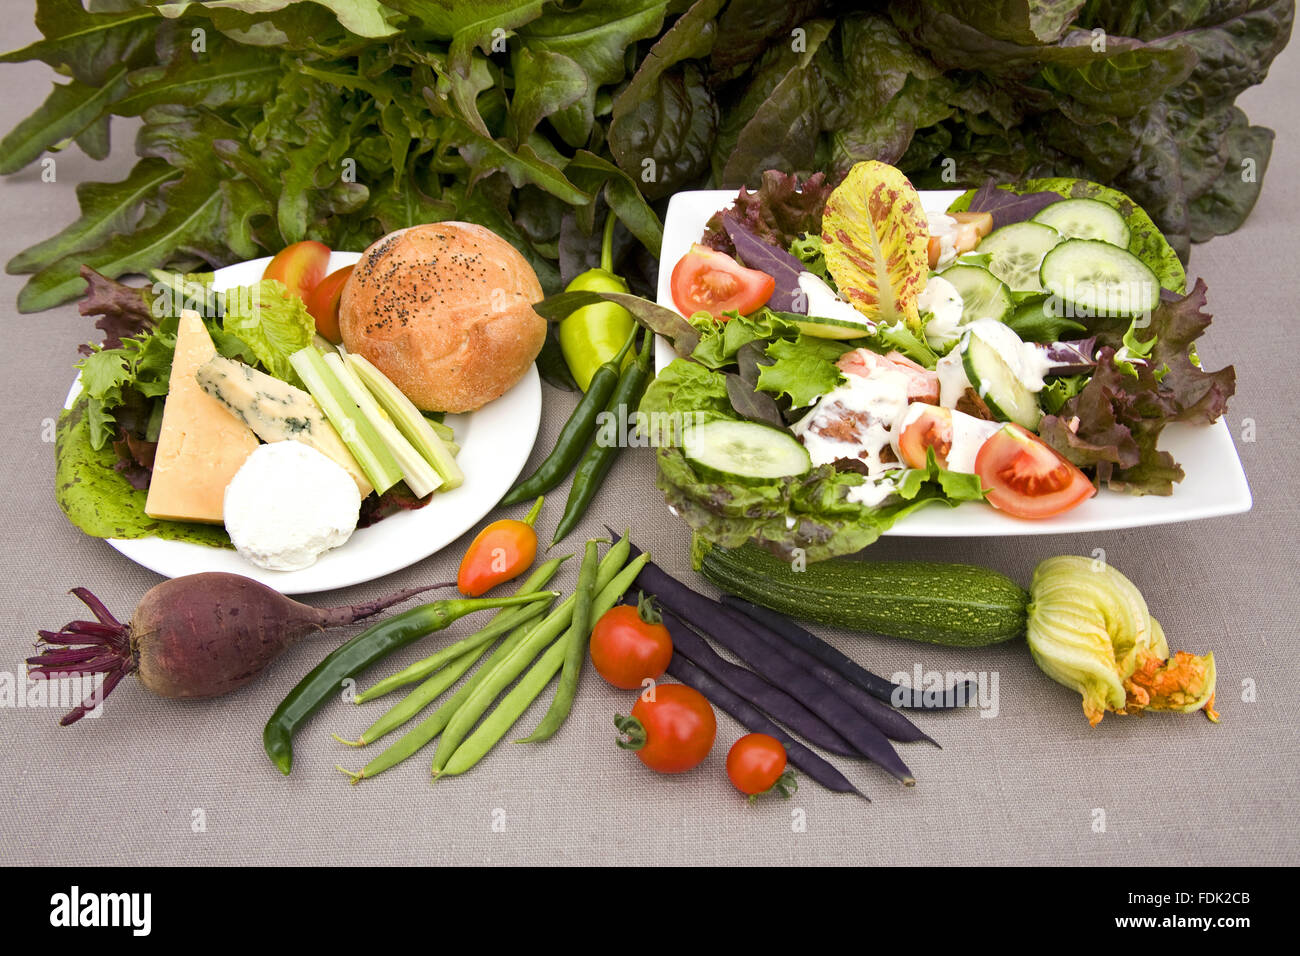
[897,404,954,469]
[263,240,330,302]
[456,498,541,597]
[974,424,1096,519]
[589,596,673,690]
[726,733,794,798]
[305,264,354,343]
[670,244,774,320]
[616,683,716,774]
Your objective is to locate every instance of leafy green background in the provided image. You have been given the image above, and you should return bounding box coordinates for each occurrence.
[1,0,1292,313]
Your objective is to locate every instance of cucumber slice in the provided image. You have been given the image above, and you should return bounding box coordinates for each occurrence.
[683,420,811,485]
[961,332,1043,431]
[976,221,1061,293]
[789,315,873,340]
[1032,198,1130,246]
[1040,238,1161,318]
[939,264,1013,325]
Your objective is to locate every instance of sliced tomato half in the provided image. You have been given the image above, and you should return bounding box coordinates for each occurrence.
[263,240,331,302]
[897,404,954,469]
[305,264,354,343]
[670,244,774,320]
[974,424,1096,519]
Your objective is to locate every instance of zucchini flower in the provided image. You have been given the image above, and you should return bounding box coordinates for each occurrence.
[1026,557,1217,727]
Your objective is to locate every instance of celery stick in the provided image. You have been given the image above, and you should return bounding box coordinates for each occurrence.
[347,353,464,489]
[324,352,442,498]
[288,347,404,495]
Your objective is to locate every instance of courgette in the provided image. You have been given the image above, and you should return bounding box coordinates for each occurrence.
[693,538,1028,646]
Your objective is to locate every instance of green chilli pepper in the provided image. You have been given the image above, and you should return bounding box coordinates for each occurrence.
[550,328,654,548]
[498,323,638,508]
[559,213,636,391]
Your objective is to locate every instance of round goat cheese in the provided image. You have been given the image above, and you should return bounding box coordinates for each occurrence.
[224,440,362,571]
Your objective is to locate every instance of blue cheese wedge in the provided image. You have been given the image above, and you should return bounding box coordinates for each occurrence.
[195,355,373,497]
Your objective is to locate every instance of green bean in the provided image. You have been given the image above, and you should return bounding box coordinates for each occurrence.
[354,556,569,703]
[263,590,559,775]
[335,616,541,785]
[336,598,554,747]
[440,552,651,776]
[498,326,638,508]
[514,539,600,743]
[429,536,630,774]
[550,329,654,547]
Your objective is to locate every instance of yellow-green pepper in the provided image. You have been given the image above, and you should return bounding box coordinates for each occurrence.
[559,214,636,391]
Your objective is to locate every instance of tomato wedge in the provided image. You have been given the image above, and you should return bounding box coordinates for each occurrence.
[897,404,954,469]
[305,264,354,343]
[670,244,774,320]
[951,210,994,239]
[263,240,330,302]
[974,424,1096,519]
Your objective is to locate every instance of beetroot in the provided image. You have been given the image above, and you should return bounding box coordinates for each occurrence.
[28,573,449,724]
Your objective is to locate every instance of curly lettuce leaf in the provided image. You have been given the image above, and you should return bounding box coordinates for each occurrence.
[220,279,316,385]
[755,334,846,407]
[821,161,930,331]
[702,169,839,257]
[1038,279,1233,495]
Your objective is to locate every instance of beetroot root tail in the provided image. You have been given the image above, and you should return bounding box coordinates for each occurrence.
[31,587,134,725]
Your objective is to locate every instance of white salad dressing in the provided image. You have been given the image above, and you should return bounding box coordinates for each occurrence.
[937,319,1054,406]
[793,366,911,475]
[926,212,959,268]
[936,350,972,408]
[796,272,875,330]
[917,274,965,350]
[846,476,900,508]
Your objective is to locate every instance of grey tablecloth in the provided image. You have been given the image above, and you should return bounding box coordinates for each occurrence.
[1,17,1296,867]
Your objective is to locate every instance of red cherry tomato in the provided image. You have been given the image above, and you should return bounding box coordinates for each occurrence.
[456,499,541,597]
[305,264,354,343]
[897,404,954,469]
[589,597,673,690]
[726,733,793,798]
[616,683,716,774]
[670,244,774,320]
[974,424,1096,519]
[263,240,331,302]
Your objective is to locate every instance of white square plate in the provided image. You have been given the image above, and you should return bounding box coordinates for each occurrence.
[653,188,1252,536]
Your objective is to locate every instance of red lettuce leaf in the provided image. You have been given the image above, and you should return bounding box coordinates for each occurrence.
[77,266,156,355]
[702,169,840,256]
[964,178,1062,229]
[1038,279,1233,495]
[722,217,808,314]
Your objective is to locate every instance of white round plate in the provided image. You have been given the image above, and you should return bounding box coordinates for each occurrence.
[64,252,542,594]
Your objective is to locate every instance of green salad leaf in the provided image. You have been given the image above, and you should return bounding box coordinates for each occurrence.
[55,396,233,548]
[756,335,846,408]
[220,279,317,385]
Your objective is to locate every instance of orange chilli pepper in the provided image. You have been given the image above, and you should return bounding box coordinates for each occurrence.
[457,497,544,597]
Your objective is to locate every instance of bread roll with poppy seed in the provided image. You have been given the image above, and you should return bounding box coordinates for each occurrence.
[338,222,546,413]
